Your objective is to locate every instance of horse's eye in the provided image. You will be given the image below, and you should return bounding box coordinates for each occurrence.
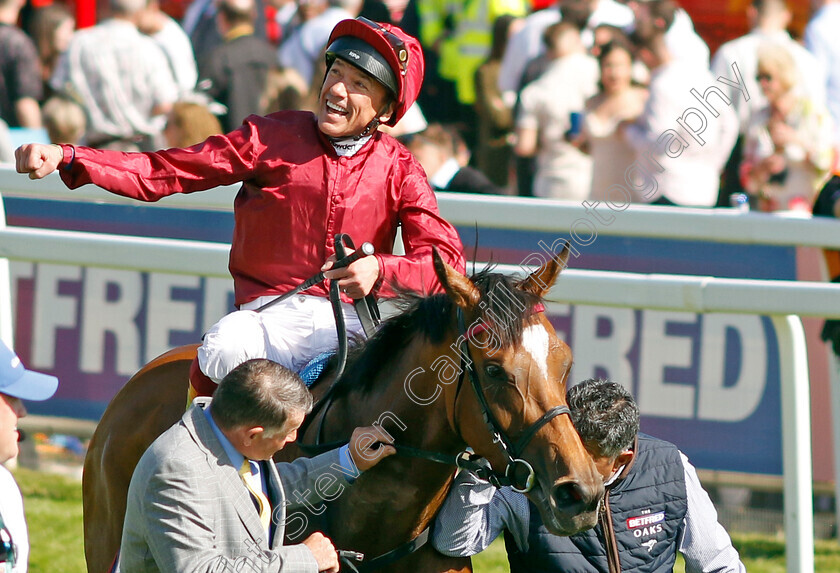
[484,363,507,380]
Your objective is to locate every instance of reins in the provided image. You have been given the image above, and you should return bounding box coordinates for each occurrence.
[268,233,378,454]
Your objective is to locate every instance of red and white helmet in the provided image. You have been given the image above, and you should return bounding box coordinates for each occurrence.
[325,17,424,126]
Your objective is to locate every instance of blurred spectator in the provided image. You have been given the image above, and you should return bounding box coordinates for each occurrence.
[805,0,840,147]
[519,17,570,90]
[577,38,647,201]
[813,174,840,357]
[404,0,461,125]
[473,14,521,189]
[712,0,826,207]
[277,0,362,86]
[590,23,649,83]
[498,0,633,96]
[51,0,179,150]
[199,0,278,131]
[622,27,737,207]
[30,3,75,99]
[0,0,44,128]
[138,0,199,96]
[590,22,623,56]
[0,340,59,573]
[741,44,834,212]
[712,0,826,135]
[163,98,223,146]
[515,19,578,197]
[436,0,526,117]
[379,101,428,138]
[182,0,268,58]
[42,95,86,144]
[515,22,598,200]
[271,0,301,44]
[405,123,502,194]
[359,0,391,23]
[260,65,309,112]
[628,0,708,69]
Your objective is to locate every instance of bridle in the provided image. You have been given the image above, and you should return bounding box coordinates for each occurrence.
[338,302,574,571]
[296,298,572,490]
[449,306,572,493]
[289,248,574,570]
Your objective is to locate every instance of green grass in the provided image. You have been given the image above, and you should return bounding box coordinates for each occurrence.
[471,533,840,573]
[13,467,840,573]
[14,467,86,573]
[472,537,511,571]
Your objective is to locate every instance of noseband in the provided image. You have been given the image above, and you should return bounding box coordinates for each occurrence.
[452,306,571,493]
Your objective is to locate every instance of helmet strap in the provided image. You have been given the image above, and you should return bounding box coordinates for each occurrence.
[355,117,381,140]
[355,98,395,140]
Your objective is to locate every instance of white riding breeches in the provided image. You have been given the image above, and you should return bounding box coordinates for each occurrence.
[197,294,363,382]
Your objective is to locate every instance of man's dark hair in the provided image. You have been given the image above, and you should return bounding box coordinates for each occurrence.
[752,0,789,18]
[542,21,580,52]
[406,123,460,158]
[646,0,677,30]
[210,359,313,432]
[597,37,634,66]
[630,0,675,52]
[559,0,593,31]
[567,378,640,458]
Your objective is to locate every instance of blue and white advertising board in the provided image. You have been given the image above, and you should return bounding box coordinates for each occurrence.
[3,193,796,476]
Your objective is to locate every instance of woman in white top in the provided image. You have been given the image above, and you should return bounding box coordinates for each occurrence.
[574,38,648,202]
[741,43,835,212]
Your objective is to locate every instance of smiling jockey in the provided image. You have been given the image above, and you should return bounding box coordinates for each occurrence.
[15,17,466,396]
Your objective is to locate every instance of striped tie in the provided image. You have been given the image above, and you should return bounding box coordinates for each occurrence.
[239,460,271,532]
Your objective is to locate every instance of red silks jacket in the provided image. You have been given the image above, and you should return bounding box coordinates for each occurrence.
[59,111,466,307]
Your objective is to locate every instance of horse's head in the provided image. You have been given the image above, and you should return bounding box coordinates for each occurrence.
[433,246,604,535]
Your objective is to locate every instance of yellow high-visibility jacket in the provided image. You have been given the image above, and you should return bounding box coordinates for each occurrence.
[438,0,526,105]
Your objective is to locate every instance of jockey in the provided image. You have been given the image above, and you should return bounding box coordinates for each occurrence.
[15,17,466,398]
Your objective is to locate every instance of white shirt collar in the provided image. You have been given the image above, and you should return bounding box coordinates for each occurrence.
[604,464,626,487]
[430,157,461,189]
[331,135,371,157]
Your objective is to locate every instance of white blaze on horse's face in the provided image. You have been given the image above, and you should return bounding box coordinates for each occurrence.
[521,324,551,380]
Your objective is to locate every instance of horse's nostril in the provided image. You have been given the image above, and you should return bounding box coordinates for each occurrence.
[552,481,585,510]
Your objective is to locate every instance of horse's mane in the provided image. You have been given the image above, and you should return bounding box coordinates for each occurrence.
[332,268,542,397]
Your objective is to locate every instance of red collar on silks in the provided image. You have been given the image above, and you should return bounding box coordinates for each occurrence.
[464,303,546,341]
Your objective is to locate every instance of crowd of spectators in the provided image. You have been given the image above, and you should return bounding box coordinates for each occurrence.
[1,0,839,213]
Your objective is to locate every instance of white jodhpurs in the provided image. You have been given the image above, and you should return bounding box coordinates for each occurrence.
[197,294,363,382]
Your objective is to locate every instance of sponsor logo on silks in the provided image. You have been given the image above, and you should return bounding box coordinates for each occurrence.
[642,539,657,553]
[348,50,361,60]
[627,511,665,539]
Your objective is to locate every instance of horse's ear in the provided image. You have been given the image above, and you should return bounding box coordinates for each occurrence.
[433,248,481,310]
[519,242,571,297]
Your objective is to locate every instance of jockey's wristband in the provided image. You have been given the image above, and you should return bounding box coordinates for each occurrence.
[61,145,75,170]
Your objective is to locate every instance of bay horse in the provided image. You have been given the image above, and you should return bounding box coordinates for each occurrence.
[82,248,604,572]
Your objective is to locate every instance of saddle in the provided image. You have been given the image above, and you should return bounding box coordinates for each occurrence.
[186,233,380,403]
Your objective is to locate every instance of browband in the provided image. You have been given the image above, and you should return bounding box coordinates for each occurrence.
[465,303,546,340]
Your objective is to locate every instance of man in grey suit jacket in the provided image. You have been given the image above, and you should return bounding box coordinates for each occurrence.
[119,358,395,572]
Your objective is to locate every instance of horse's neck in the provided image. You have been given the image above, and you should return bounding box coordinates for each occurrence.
[335,338,465,454]
[320,338,467,551]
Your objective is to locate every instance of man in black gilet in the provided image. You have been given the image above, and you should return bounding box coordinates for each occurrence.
[432,378,745,573]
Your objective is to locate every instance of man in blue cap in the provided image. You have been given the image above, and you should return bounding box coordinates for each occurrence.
[0,340,58,573]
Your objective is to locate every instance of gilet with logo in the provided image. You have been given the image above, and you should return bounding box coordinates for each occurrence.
[505,434,688,573]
